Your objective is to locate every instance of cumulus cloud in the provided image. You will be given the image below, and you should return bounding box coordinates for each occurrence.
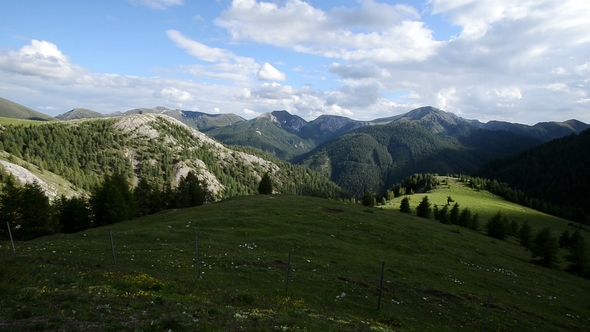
[128,0,183,10]
[153,87,193,104]
[215,0,440,62]
[166,30,258,82]
[0,40,83,80]
[257,63,286,81]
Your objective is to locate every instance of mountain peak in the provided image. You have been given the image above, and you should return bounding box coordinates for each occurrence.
[400,106,466,134]
[271,110,308,133]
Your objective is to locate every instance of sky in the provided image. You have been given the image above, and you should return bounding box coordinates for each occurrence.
[1,0,589,125]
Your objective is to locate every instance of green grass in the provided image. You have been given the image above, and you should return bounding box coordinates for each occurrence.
[1,187,589,331]
[386,177,576,235]
[0,117,54,126]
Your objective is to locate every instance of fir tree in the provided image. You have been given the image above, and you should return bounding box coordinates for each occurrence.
[416,196,431,219]
[531,227,559,267]
[399,197,411,213]
[258,172,273,195]
[519,221,533,249]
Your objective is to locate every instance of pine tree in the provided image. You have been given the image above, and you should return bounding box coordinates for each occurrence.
[399,197,411,213]
[449,202,460,225]
[565,231,588,276]
[258,172,273,195]
[57,195,92,233]
[416,196,431,219]
[531,227,558,267]
[362,192,376,207]
[519,221,533,249]
[486,212,509,240]
[558,230,572,248]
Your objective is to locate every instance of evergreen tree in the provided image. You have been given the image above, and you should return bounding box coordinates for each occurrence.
[509,220,520,237]
[531,227,559,267]
[416,196,431,219]
[449,202,460,225]
[258,172,273,195]
[18,182,55,240]
[57,195,92,233]
[458,207,472,228]
[90,173,137,226]
[519,221,533,249]
[176,171,206,208]
[437,205,450,224]
[362,192,376,207]
[486,212,509,240]
[558,230,572,248]
[565,231,588,276]
[469,213,479,230]
[399,197,411,213]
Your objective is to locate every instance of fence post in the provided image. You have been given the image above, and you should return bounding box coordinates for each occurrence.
[378,261,385,310]
[7,222,15,253]
[196,234,201,278]
[285,251,292,291]
[109,229,116,264]
[481,293,492,332]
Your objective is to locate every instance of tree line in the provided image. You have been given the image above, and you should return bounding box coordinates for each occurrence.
[0,171,207,241]
[399,193,589,280]
[459,175,588,224]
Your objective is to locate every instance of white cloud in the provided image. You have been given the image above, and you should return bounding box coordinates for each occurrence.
[153,87,193,104]
[0,40,83,80]
[243,108,260,116]
[257,62,286,81]
[215,0,440,62]
[128,0,183,10]
[167,30,240,63]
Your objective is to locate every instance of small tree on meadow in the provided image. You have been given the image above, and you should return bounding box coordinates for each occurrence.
[437,205,449,224]
[399,197,411,213]
[361,192,376,207]
[416,196,431,219]
[469,213,479,230]
[519,221,533,249]
[458,207,472,228]
[565,231,588,276]
[486,212,509,240]
[449,202,460,225]
[258,172,273,195]
[531,227,559,267]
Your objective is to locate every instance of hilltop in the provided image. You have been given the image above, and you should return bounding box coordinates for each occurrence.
[0,97,54,121]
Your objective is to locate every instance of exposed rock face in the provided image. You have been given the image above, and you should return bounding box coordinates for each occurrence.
[0,160,57,198]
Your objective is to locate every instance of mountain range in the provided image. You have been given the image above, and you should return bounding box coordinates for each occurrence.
[1,96,589,200]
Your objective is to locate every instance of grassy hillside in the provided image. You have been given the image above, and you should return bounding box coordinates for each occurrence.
[1,186,588,331]
[0,97,54,121]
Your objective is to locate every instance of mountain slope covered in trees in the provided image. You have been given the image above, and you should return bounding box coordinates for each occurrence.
[0,114,347,200]
[474,128,590,219]
[296,111,543,198]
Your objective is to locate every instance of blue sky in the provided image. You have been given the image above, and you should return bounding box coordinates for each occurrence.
[1,0,589,124]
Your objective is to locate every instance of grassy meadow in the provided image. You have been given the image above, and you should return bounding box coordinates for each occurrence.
[1,179,589,331]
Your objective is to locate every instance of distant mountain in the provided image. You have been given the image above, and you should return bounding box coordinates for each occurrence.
[206,113,316,160]
[474,128,590,219]
[468,118,589,142]
[296,108,543,198]
[0,97,54,121]
[56,108,104,120]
